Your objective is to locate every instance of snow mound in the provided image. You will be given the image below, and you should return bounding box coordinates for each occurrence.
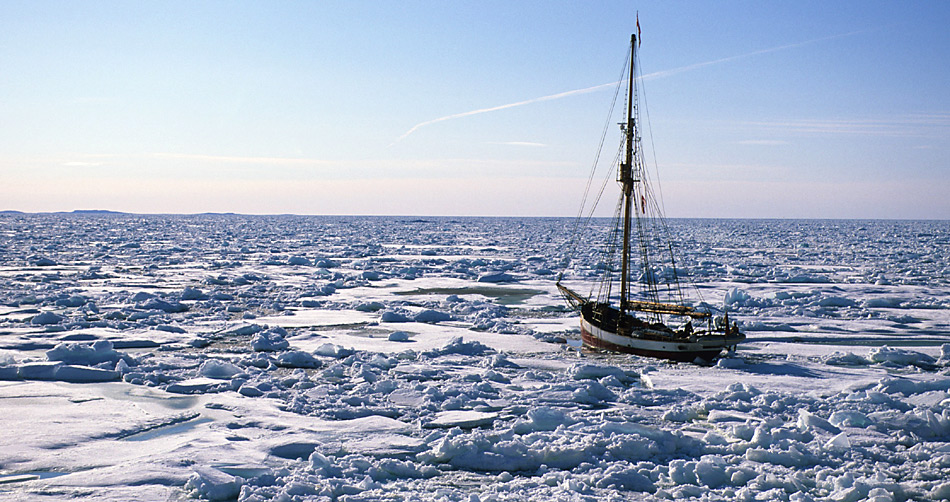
[46,340,123,365]
[477,272,515,283]
[251,329,290,352]
[186,466,242,501]
[198,359,244,379]
[424,337,494,357]
[868,346,936,368]
[388,331,410,342]
[31,311,64,325]
[314,343,355,358]
[413,309,453,323]
[277,351,322,368]
[54,365,120,383]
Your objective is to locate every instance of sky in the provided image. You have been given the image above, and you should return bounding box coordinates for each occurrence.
[1,1,948,219]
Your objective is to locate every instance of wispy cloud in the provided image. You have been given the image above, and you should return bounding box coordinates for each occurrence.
[733,139,789,146]
[742,113,950,137]
[488,141,547,147]
[149,153,332,165]
[641,30,867,81]
[61,161,104,167]
[390,30,868,146]
[388,82,617,147]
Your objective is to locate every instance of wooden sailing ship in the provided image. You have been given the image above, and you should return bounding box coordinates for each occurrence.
[557,31,745,362]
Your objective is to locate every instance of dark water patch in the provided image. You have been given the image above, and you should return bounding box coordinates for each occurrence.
[395,286,545,305]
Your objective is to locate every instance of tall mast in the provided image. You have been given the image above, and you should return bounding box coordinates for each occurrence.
[618,33,636,315]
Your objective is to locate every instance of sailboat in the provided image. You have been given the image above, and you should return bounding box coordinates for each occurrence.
[556,31,745,363]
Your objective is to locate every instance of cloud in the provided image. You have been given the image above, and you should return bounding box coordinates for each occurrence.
[741,113,950,137]
[640,30,868,82]
[388,82,617,147]
[390,30,868,146]
[61,161,104,167]
[733,140,789,146]
[488,141,547,147]
[149,153,332,166]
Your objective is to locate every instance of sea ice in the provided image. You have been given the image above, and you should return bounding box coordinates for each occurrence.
[0,215,948,501]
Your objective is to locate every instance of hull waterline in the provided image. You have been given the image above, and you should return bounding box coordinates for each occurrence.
[580,315,738,363]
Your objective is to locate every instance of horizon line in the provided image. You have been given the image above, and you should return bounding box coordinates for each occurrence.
[1,209,945,222]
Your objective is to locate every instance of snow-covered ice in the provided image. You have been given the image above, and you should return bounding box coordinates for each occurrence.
[0,214,948,501]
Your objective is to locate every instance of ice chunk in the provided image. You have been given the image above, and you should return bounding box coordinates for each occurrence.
[798,409,841,434]
[829,410,869,428]
[825,432,850,450]
[663,407,699,423]
[237,383,262,397]
[0,365,15,380]
[596,464,656,492]
[140,298,189,313]
[276,350,321,368]
[413,309,453,323]
[17,362,62,380]
[53,365,119,382]
[572,380,616,403]
[380,310,411,323]
[824,352,871,366]
[156,324,186,334]
[47,340,121,365]
[166,378,226,394]
[863,297,903,308]
[868,346,936,368]
[227,324,263,336]
[314,343,354,358]
[424,337,493,357]
[185,466,242,501]
[288,256,311,266]
[477,272,515,283]
[568,363,629,382]
[424,410,498,429]
[511,407,572,433]
[314,258,338,268]
[180,287,208,300]
[716,356,746,368]
[932,482,950,500]
[937,344,950,365]
[361,271,381,281]
[198,359,244,379]
[31,311,64,325]
[489,353,520,368]
[251,330,289,352]
[724,288,751,306]
[374,459,434,480]
[695,456,729,488]
[388,331,410,342]
[817,296,856,308]
[355,301,384,312]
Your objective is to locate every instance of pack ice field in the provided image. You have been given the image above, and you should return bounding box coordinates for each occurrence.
[1,214,949,501]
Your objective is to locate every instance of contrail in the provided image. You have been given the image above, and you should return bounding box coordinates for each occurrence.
[641,29,866,81]
[387,81,618,148]
[389,30,867,147]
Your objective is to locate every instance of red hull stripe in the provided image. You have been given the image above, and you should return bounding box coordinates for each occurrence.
[581,327,723,363]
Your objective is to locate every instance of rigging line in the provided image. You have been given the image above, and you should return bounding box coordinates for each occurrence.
[561,54,630,274]
[636,48,698,310]
[595,196,625,303]
[637,51,667,219]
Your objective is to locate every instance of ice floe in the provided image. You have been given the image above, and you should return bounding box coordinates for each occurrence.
[0,215,948,500]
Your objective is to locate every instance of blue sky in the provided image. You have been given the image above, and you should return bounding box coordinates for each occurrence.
[1,1,948,218]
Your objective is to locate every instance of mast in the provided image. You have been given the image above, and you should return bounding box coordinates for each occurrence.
[618,33,636,315]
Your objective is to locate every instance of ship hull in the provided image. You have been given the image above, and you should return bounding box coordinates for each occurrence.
[580,312,738,363]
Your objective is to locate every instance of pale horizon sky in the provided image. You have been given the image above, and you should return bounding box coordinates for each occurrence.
[1,1,948,219]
